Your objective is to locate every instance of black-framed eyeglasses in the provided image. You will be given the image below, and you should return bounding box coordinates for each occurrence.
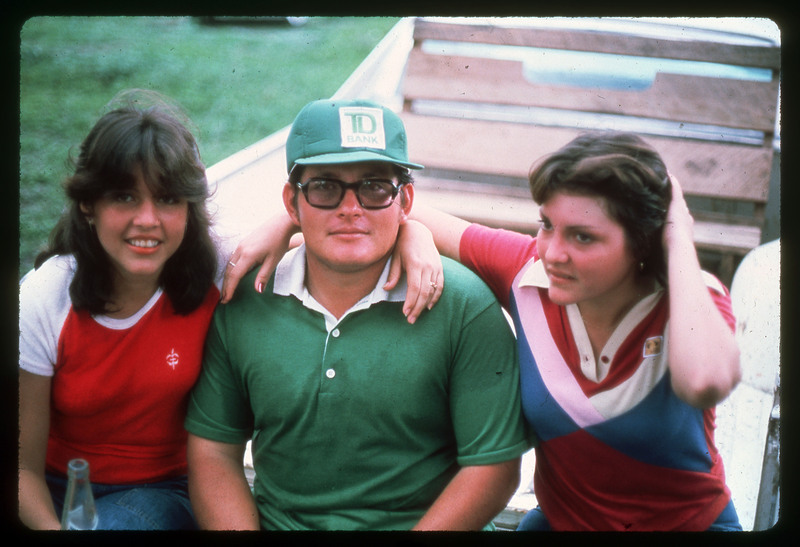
[296,178,403,210]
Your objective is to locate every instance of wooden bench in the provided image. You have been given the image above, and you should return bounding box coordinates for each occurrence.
[400,18,780,285]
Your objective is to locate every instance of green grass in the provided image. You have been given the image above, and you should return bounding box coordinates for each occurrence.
[19,16,400,278]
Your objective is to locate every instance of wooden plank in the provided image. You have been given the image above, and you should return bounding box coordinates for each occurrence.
[647,136,773,203]
[403,48,780,132]
[412,19,781,69]
[692,221,762,254]
[404,114,578,180]
[402,113,773,203]
[413,179,542,235]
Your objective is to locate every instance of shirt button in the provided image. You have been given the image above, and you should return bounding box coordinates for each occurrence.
[326,368,336,379]
[332,329,340,338]
[600,356,610,364]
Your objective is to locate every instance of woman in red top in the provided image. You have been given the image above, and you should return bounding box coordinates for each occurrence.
[18,90,220,530]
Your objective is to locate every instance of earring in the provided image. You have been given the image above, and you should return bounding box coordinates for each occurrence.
[639,261,645,272]
[86,217,95,230]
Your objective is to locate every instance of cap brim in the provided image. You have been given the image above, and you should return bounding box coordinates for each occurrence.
[293,150,423,171]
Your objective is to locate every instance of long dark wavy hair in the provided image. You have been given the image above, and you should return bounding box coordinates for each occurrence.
[35,91,217,315]
[528,131,672,286]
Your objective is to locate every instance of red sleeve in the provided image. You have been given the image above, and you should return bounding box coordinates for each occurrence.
[696,270,736,332]
[710,285,736,333]
[459,224,538,309]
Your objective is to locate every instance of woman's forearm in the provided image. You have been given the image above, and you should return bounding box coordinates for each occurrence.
[408,204,471,263]
[664,181,741,408]
[18,469,61,530]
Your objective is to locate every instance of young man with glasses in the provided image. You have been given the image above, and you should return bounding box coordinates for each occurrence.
[184,99,530,530]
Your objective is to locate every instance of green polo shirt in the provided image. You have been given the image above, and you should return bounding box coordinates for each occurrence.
[185,248,528,530]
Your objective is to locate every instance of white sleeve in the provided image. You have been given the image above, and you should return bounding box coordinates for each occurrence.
[18,256,75,377]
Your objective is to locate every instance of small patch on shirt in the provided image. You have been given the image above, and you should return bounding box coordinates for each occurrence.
[643,336,663,358]
[166,348,179,370]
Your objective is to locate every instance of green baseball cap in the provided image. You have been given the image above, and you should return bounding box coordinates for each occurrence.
[286,99,424,174]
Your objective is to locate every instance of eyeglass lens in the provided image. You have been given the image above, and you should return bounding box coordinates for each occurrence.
[300,178,399,209]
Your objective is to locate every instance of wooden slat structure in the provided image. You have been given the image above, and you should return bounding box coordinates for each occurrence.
[401,18,780,285]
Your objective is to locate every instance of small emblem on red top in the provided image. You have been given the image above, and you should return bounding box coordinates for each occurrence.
[166,348,179,370]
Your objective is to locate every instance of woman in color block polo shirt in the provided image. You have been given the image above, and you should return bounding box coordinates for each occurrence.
[403,132,743,531]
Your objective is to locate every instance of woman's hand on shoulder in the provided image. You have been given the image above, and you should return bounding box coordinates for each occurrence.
[221,214,299,303]
[385,220,443,324]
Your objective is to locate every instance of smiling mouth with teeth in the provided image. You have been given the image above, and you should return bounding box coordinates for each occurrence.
[128,239,160,248]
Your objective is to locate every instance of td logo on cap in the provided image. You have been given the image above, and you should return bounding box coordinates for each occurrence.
[286,99,424,174]
[340,107,386,150]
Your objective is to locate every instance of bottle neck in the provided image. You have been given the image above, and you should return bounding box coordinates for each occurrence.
[61,458,98,530]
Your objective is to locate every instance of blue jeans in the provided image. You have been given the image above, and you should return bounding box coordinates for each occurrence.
[46,472,197,530]
[516,500,742,531]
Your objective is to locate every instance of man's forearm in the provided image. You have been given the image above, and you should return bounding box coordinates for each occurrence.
[412,459,521,531]
[187,435,260,530]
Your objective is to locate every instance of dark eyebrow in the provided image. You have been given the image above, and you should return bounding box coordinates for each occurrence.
[307,172,340,180]
[538,210,599,232]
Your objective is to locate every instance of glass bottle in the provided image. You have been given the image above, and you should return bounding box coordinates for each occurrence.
[60,458,98,530]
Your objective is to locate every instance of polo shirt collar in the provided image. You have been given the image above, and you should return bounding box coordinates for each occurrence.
[517,257,550,289]
[274,245,407,328]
